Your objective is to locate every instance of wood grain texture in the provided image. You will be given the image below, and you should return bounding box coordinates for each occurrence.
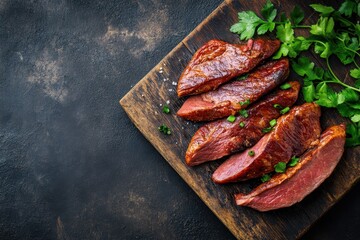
[120,0,360,239]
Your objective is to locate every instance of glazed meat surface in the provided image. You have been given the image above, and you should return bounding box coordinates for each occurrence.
[235,124,346,211]
[177,39,280,97]
[212,103,321,183]
[185,81,300,166]
[177,58,289,122]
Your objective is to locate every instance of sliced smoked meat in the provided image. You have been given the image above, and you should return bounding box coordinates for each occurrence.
[235,124,346,211]
[177,39,280,97]
[177,58,289,122]
[212,103,321,183]
[185,81,300,166]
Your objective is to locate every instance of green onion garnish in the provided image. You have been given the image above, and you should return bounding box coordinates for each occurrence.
[288,156,299,167]
[261,174,271,182]
[280,83,291,90]
[227,115,236,123]
[273,104,282,109]
[274,162,287,173]
[262,127,272,133]
[280,107,290,115]
[158,124,171,135]
[162,105,170,114]
[239,99,250,106]
[239,109,249,118]
[269,119,277,127]
[248,150,255,156]
[239,122,245,128]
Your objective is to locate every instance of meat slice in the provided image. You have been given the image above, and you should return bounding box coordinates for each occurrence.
[212,103,321,183]
[235,124,346,211]
[177,58,289,122]
[177,39,280,97]
[186,81,300,166]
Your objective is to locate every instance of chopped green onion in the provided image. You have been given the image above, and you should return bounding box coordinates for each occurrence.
[269,119,277,127]
[273,103,282,109]
[261,174,271,182]
[239,99,250,106]
[288,156,300,167]
[239,109,249,118]
[158,124,171,135]
[227,115,236,123]
[280,107,290,115]
[262,127,272,133]
[162,105,170,114]
[239,122,245,128]
[274,162,287,173]
[280,83,291,90]
[248,150,255,156]
[237,74,248,81]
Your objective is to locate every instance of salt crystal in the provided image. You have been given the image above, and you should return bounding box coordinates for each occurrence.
[166,100,170,104]
[168,89,173,92]
[171,81,177,86]
[159,103,163,106]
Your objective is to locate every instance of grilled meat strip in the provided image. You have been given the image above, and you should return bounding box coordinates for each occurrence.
[177,39,280,97]
[177,58,289,122]
[186,81,300,166]
[212,103,321,183]
[235,124,346,211]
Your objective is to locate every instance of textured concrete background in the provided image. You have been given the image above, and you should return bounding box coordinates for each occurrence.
[0,0,359,239]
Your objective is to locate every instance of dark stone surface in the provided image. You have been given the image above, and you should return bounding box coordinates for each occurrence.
[0,0,359,239]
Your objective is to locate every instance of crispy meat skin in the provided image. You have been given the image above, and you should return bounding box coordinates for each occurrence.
[177,39,280,97]
[235,124,346,211]
[185,81,300,166]
[177,59,290,122]
[212,103,321,183]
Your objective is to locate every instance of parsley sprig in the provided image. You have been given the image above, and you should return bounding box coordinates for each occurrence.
[231,0,360,146]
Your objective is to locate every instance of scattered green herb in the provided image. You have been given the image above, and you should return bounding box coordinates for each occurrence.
[239,121,245,127]
[227,115,236,123]
[274,162,287,173]
[231,0,360,146]
[237,74,249,81]
[162,105,170,114]
[240,99,251,106]
[239,109,249,118]
[280,83,292,90]
[248,150,255,156]
[273,103,282,109]
[261,174,272,182]
[280,106,290,115]
[269,119,277,127]
[288,156,300,167]
[158,124,171,135]
[262,127,272,133]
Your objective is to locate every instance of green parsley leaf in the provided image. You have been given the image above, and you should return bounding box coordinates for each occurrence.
[310,4,335,15]
[230,11,263,40]
[290,5,304,25]
[257,22,276,35]
[227,115,236,123]
[276,22,294,42]
[261,174,271,182]
[280,83,291,90]
[310,17,335,36]
[239,122,245,128]
[280,107,290,114]
[239,109,249,118]
[162,105,170,114]
[158,124,171,135]
[248,150,255,156]
[292,57,315,77]
[239,99,251,106]
[339,0,358,17]
[346,122,360,147]
[288,156,300,167]
[350,68,360,79]
[261,0,277,21]
[314,41,332,58]
[351,114,360,122]
[315,82,338,107]
[274,162,287,173]
[303,81,316,102]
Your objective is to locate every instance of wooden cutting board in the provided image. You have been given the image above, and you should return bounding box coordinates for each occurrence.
[120,0,360,239]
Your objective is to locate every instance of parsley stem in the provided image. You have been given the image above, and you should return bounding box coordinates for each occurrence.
[293,25,311,29]
[326,58,360,93]
[344,47,360,58]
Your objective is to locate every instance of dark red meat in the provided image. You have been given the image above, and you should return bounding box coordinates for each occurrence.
[185,81,300,166]
[177,39,280,97]
[177,59,289,122]
[235,124,346,211]
[212,103,321,183]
